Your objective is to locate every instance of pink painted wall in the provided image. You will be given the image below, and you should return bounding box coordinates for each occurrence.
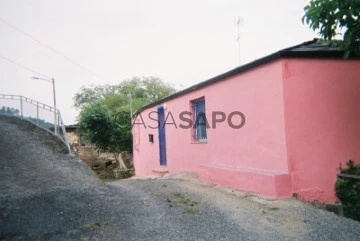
[133,60,292,198]
[282,59,360,203]
[133,57,360,203]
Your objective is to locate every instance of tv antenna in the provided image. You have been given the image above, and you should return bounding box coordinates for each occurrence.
[234,17,244,65]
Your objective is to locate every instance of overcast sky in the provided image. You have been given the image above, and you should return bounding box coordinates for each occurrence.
[0,0,316,124]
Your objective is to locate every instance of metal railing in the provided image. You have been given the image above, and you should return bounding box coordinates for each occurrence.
[0,94,71,154]
[337,173,360,180]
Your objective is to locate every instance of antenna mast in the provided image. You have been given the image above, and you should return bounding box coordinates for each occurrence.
[235,17,243,65]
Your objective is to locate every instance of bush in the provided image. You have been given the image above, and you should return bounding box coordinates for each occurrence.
[335,160,360,221]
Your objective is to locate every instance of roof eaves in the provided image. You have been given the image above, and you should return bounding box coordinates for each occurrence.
[134,39,344,115]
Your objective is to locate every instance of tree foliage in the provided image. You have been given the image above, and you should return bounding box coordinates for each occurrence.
[78,104,132,155]
[0,106,20,115]
[73,85,118,110]
[303,0,360,58]
[75,76,176,156]
[74,76,176,111]
[335,160,360,221]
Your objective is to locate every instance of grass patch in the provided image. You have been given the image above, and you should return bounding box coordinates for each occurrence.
[171,192,199,214]
[183,208,199,215]
[101,177,117,182]
[173,192,199,207]
[173,192,191,205]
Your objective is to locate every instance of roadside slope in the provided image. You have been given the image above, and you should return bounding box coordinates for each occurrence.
[0,116,246,241]
[0,116,125,240]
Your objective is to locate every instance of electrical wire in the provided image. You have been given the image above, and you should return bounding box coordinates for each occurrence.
[0,17,107,82]
[0,52,50,79]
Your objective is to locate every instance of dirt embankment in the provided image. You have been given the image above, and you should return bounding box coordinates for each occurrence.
[74,146,133,180]
[66,129,133,180]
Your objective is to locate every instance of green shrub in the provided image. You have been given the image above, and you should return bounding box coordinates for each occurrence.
[335,160,360,221]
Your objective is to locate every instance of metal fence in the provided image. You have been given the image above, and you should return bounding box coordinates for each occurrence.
[0,94,71,154]
[337,173,360,180]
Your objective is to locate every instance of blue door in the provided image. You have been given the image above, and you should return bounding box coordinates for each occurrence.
[157,106,167,165]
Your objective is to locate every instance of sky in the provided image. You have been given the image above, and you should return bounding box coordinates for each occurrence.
[0,0,316,124]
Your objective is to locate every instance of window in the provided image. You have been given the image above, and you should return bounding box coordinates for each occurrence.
[192,98,207,141]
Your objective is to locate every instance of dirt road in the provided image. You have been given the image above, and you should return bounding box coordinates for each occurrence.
[1,115,360,241]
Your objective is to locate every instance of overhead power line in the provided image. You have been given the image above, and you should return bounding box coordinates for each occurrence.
[0,52,50,79]
[0,17,107,82]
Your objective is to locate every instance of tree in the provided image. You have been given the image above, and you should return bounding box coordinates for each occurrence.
[73,76,176,112]
[78,103,132,168]
[303,0,360,58]
[75,76,176,166]
[0,107,20,115]
[73,85,118,109]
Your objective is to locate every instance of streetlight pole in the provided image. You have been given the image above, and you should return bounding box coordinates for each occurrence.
[31,76,58,134]
[51,77,57,134]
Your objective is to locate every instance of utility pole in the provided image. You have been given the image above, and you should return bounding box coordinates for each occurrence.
[129,92,133,124]
[51,77,57,134]
[235,17,243,65]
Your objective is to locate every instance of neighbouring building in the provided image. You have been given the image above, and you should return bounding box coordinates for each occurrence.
[65,124,89,147]
[132,39,360,203]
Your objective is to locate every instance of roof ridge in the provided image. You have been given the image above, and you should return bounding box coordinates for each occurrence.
[279,38,318,53]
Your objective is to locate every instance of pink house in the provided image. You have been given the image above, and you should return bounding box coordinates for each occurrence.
[132,39,360,203]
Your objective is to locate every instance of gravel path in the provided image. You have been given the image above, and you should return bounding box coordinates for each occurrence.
[1,115,360,241]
